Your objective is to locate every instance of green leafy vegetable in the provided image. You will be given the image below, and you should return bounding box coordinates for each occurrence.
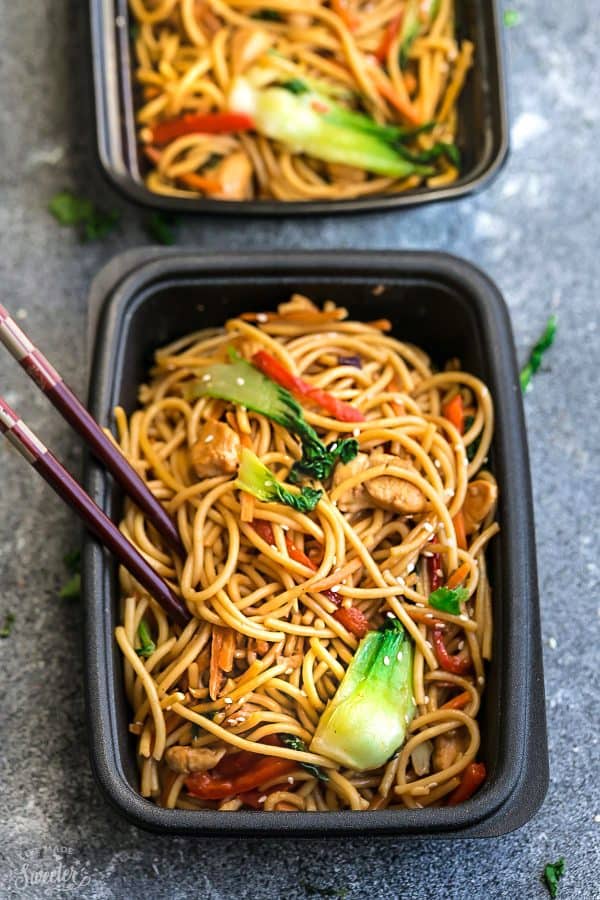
[228,78,434,179]
[279,734,329,782]
[520,315,557,392]
[49,191,120,242]
[145,212,179,245]
[428,586,469,615]
[396,140,460,167]
[236,448,322,513]
[186,354,358,482]
[503,9,520,27]
[0,612,15,639]
[543,858,565,898]
[310,618,415,770]
[136,620,156,658]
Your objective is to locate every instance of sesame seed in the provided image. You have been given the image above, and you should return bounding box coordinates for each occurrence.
[287,777,295,785]
[425,641,432,650]
[434,459,441,468]
[396,576,405,586]
[383,655,390,666]
[223,697,233,705]
[264,480,273,488]
[256,313,268,323]
[236,377,245,386]
[331,584,342,592]
[201,373,211,382]
[422,551,433,558]
[285,667,294,674]
[386,611,395,619]
[425,613,434,619]
[330,442,338,451]
[415,602,425,608]
[454,444,463,452]
[352,428,361,437]
[397,651,403,661]
[459,614,469,621]
[204,434,214,443]
[406,563,415,573]
[457,640,465,650]
[258,795,267,804]
[477,676,485,686]
[423,696,429,703]
[435,569,443,577]
[423,522,434,533]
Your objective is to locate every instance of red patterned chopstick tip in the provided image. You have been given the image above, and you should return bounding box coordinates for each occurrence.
[0,306,59,390]
[0,397,47,462]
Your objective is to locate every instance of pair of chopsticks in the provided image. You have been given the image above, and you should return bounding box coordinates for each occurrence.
[0,304,191,626]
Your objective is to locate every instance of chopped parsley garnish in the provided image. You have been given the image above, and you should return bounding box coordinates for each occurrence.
[503,9,521,27]
[49,191,120,242]
[428,586,469,615]
[145,212,179,245]
[520,315,557,393]
[543,858,565,898]
[136,620,156,658]
[60,548,82,599]
[0,612,15,638]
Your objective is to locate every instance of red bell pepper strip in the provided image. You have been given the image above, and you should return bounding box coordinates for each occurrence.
[432,627,472,674]
[443,393,464,434]
[186,755,297,800]
[447,762,486,805]
[427,552,444,592]
[252,350,365,423]
[252,519,275,545]
[375,12,404,62]
[333,604,370,638]
[151,112,255,145]
[440,690,471,711]
[283,536,347,611]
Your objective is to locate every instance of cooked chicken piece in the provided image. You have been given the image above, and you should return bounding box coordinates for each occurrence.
[191,420,241,477]
[165,745,225,774]
[327,162,368,184]
[463,479,498,534]
[332,452,370,512]
[364,452,427,515]
[432,731,462,773]
[209,152,254,201]
[231,28,274,76]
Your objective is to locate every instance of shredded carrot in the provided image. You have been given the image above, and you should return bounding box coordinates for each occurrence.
[367,318,392,332]
[218,628,235,672]
[446,561,470,590]
[387,379,405,416]
[371,71,422,125]
[285,535,316,570]
[177,172,221,194]
[331,0,359,30]
[239,309,344,324]
[443,393,465,434]
[440,690,471,710]
[453,511,468,551]
[375,11,404,63]
[209,627,224,701]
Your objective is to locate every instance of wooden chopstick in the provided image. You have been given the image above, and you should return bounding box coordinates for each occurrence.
[0,396,191,626]
[0,303,184,555]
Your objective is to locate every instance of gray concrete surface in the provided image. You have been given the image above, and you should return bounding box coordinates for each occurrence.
[0,1,599,898]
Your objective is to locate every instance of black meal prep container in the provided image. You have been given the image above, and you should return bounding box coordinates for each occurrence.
[83,250,548,836]
[88,1,509,215]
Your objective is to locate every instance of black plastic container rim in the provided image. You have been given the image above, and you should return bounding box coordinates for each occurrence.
[88,1,509,215]
[83,250,548,836]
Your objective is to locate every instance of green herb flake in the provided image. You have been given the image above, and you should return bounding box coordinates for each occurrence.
[463,414,481,463]
[64,548,81,574]
[280,78,310,95]
[520,314,557,393]
[145,212,179,246]
[543,858,565,898]
[428,586,469,615]
[503,9,520,27]
[251,8,283,20]
[0,612,15,639]
[279,734,329,782]
[59,573,81,600]
[136,619,156,659]
[49,191,120,242]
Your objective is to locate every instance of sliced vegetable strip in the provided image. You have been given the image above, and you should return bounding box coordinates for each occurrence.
[447,761,486,804]
[151,112,255,145]
[252,350,365,422]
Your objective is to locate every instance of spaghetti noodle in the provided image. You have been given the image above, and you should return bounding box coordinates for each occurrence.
[114,294,498,811]
[129,0,474,200]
